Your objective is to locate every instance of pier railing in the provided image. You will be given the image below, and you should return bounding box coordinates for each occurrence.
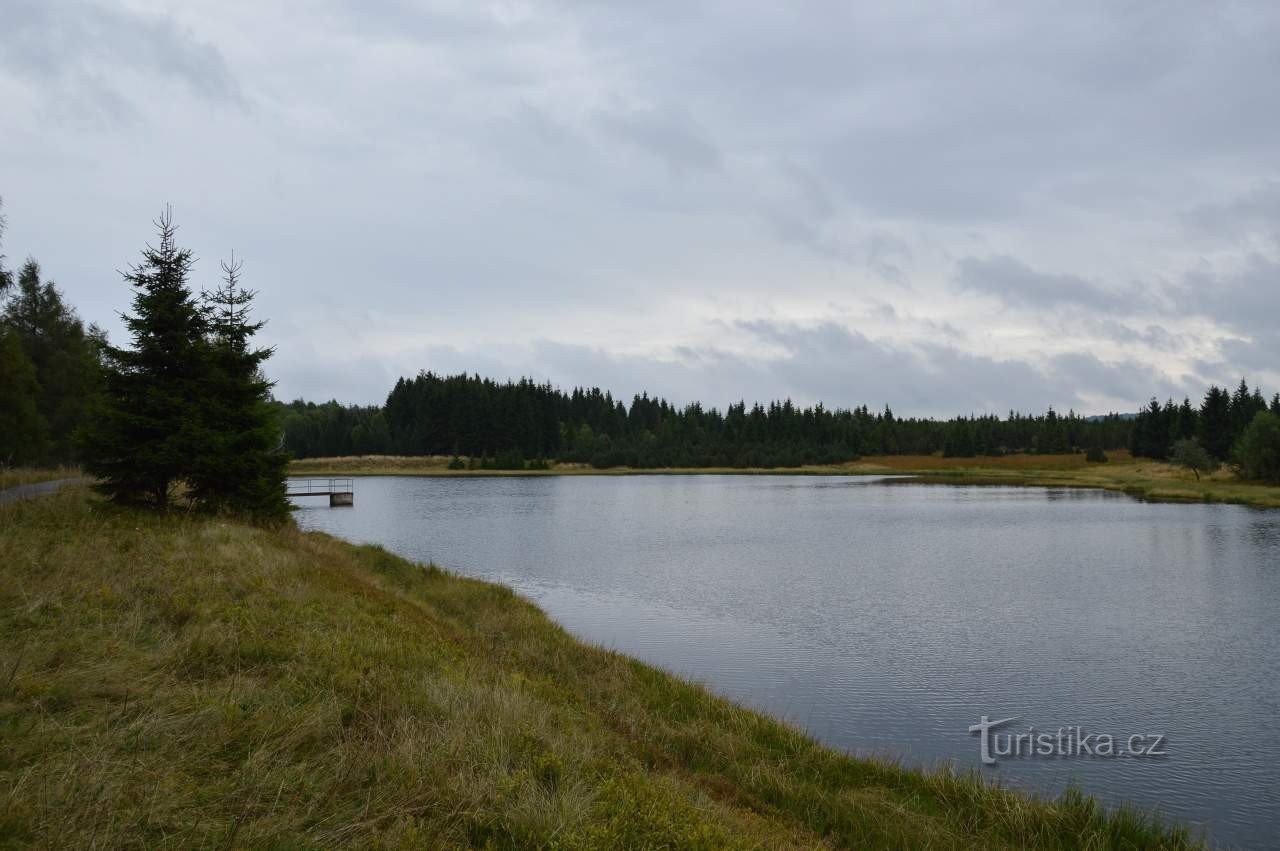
[285,478,354,500]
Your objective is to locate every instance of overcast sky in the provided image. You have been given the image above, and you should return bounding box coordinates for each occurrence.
[2,1,1278,415]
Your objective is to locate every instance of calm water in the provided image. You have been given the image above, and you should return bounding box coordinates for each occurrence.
[293,475,1280,848]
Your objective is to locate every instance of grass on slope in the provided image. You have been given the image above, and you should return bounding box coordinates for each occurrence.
[1,489,1200,848]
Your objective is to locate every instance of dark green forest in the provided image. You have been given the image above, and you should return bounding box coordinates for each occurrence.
[277,372,1278,470]
[276,373,1112,467]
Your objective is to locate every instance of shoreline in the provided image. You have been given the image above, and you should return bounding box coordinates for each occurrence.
[289,453,1280,509]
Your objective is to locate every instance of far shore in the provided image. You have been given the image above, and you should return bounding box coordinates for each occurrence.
[289,451,1280,510]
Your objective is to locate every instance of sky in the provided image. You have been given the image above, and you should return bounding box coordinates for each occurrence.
[2,0,1278,416]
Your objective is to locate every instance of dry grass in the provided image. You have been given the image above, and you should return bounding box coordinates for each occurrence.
[850,451,1280,509]
[0,466,79,491]
[290,451,1280,509]
[0,488,1200,848]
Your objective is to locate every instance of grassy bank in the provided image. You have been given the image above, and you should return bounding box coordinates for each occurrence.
[847,451,1280,509]
[0,488,1198,848]
[288,454,857,478]
[290,452,1280,509]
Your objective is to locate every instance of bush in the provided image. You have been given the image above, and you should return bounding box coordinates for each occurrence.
[446,455,465,470]
[1233,411,1280,483]
[1085,446,1108,463]
[1169,438,1215,480]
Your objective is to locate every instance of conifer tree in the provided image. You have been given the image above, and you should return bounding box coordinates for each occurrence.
[0,330,44,465]
[1198,385,1233,460]
[187,253,289,522]
[3,260,103,464]
[1228,379,1265,446]
[82,209,207,507]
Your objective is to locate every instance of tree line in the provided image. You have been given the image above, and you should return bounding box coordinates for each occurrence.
[279,371,1137,468]
[1129,381,1280,482]
[0,199,289,520]
[1129,381,1280,461]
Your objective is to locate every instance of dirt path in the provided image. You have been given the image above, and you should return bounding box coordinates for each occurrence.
[0,477,90,506]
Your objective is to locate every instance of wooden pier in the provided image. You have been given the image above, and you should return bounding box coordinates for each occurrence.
[286,478,354,507]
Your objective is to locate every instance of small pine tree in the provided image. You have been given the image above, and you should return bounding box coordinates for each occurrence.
[186,253,289,522]
[82,209,207,507]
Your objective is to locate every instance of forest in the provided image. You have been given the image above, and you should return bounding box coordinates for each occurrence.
[279,370,1275,470]
[279,372,1132,467]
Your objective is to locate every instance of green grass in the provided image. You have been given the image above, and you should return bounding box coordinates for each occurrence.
[1,488,1201,848]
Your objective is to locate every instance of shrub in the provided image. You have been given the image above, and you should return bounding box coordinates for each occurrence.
[1170,438,1216,481]
[1233,411,1280,483]
[1085,446,1108,463]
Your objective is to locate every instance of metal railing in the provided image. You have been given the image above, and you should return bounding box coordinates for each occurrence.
[286,478,354,496]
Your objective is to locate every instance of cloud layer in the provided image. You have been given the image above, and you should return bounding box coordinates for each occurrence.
[2,0,1278,415]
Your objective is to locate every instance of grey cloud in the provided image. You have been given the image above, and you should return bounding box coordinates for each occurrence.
[1084,319,1183,352]
[0,0,241,121]
[570,4,1280,221]
[592,103,721,175]
[1182,181,1280,239]
[4,0,1280,414]
[1044,352,1187,407]
[1178,253,1280,378]
[956,255,1127,311]
[730,320,1065,415]
[1182,253,1280,337]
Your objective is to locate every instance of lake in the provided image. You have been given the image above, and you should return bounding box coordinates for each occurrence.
[292,475,1280,849]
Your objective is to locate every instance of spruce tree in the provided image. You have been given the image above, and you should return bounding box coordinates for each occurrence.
[0,201,43,464]
[187,253,289,522]
[0,330,44,465]
[2,261,103,464]
[1198,385,1232,460]
[82,209,207,507]
[1228,378,1261,446]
